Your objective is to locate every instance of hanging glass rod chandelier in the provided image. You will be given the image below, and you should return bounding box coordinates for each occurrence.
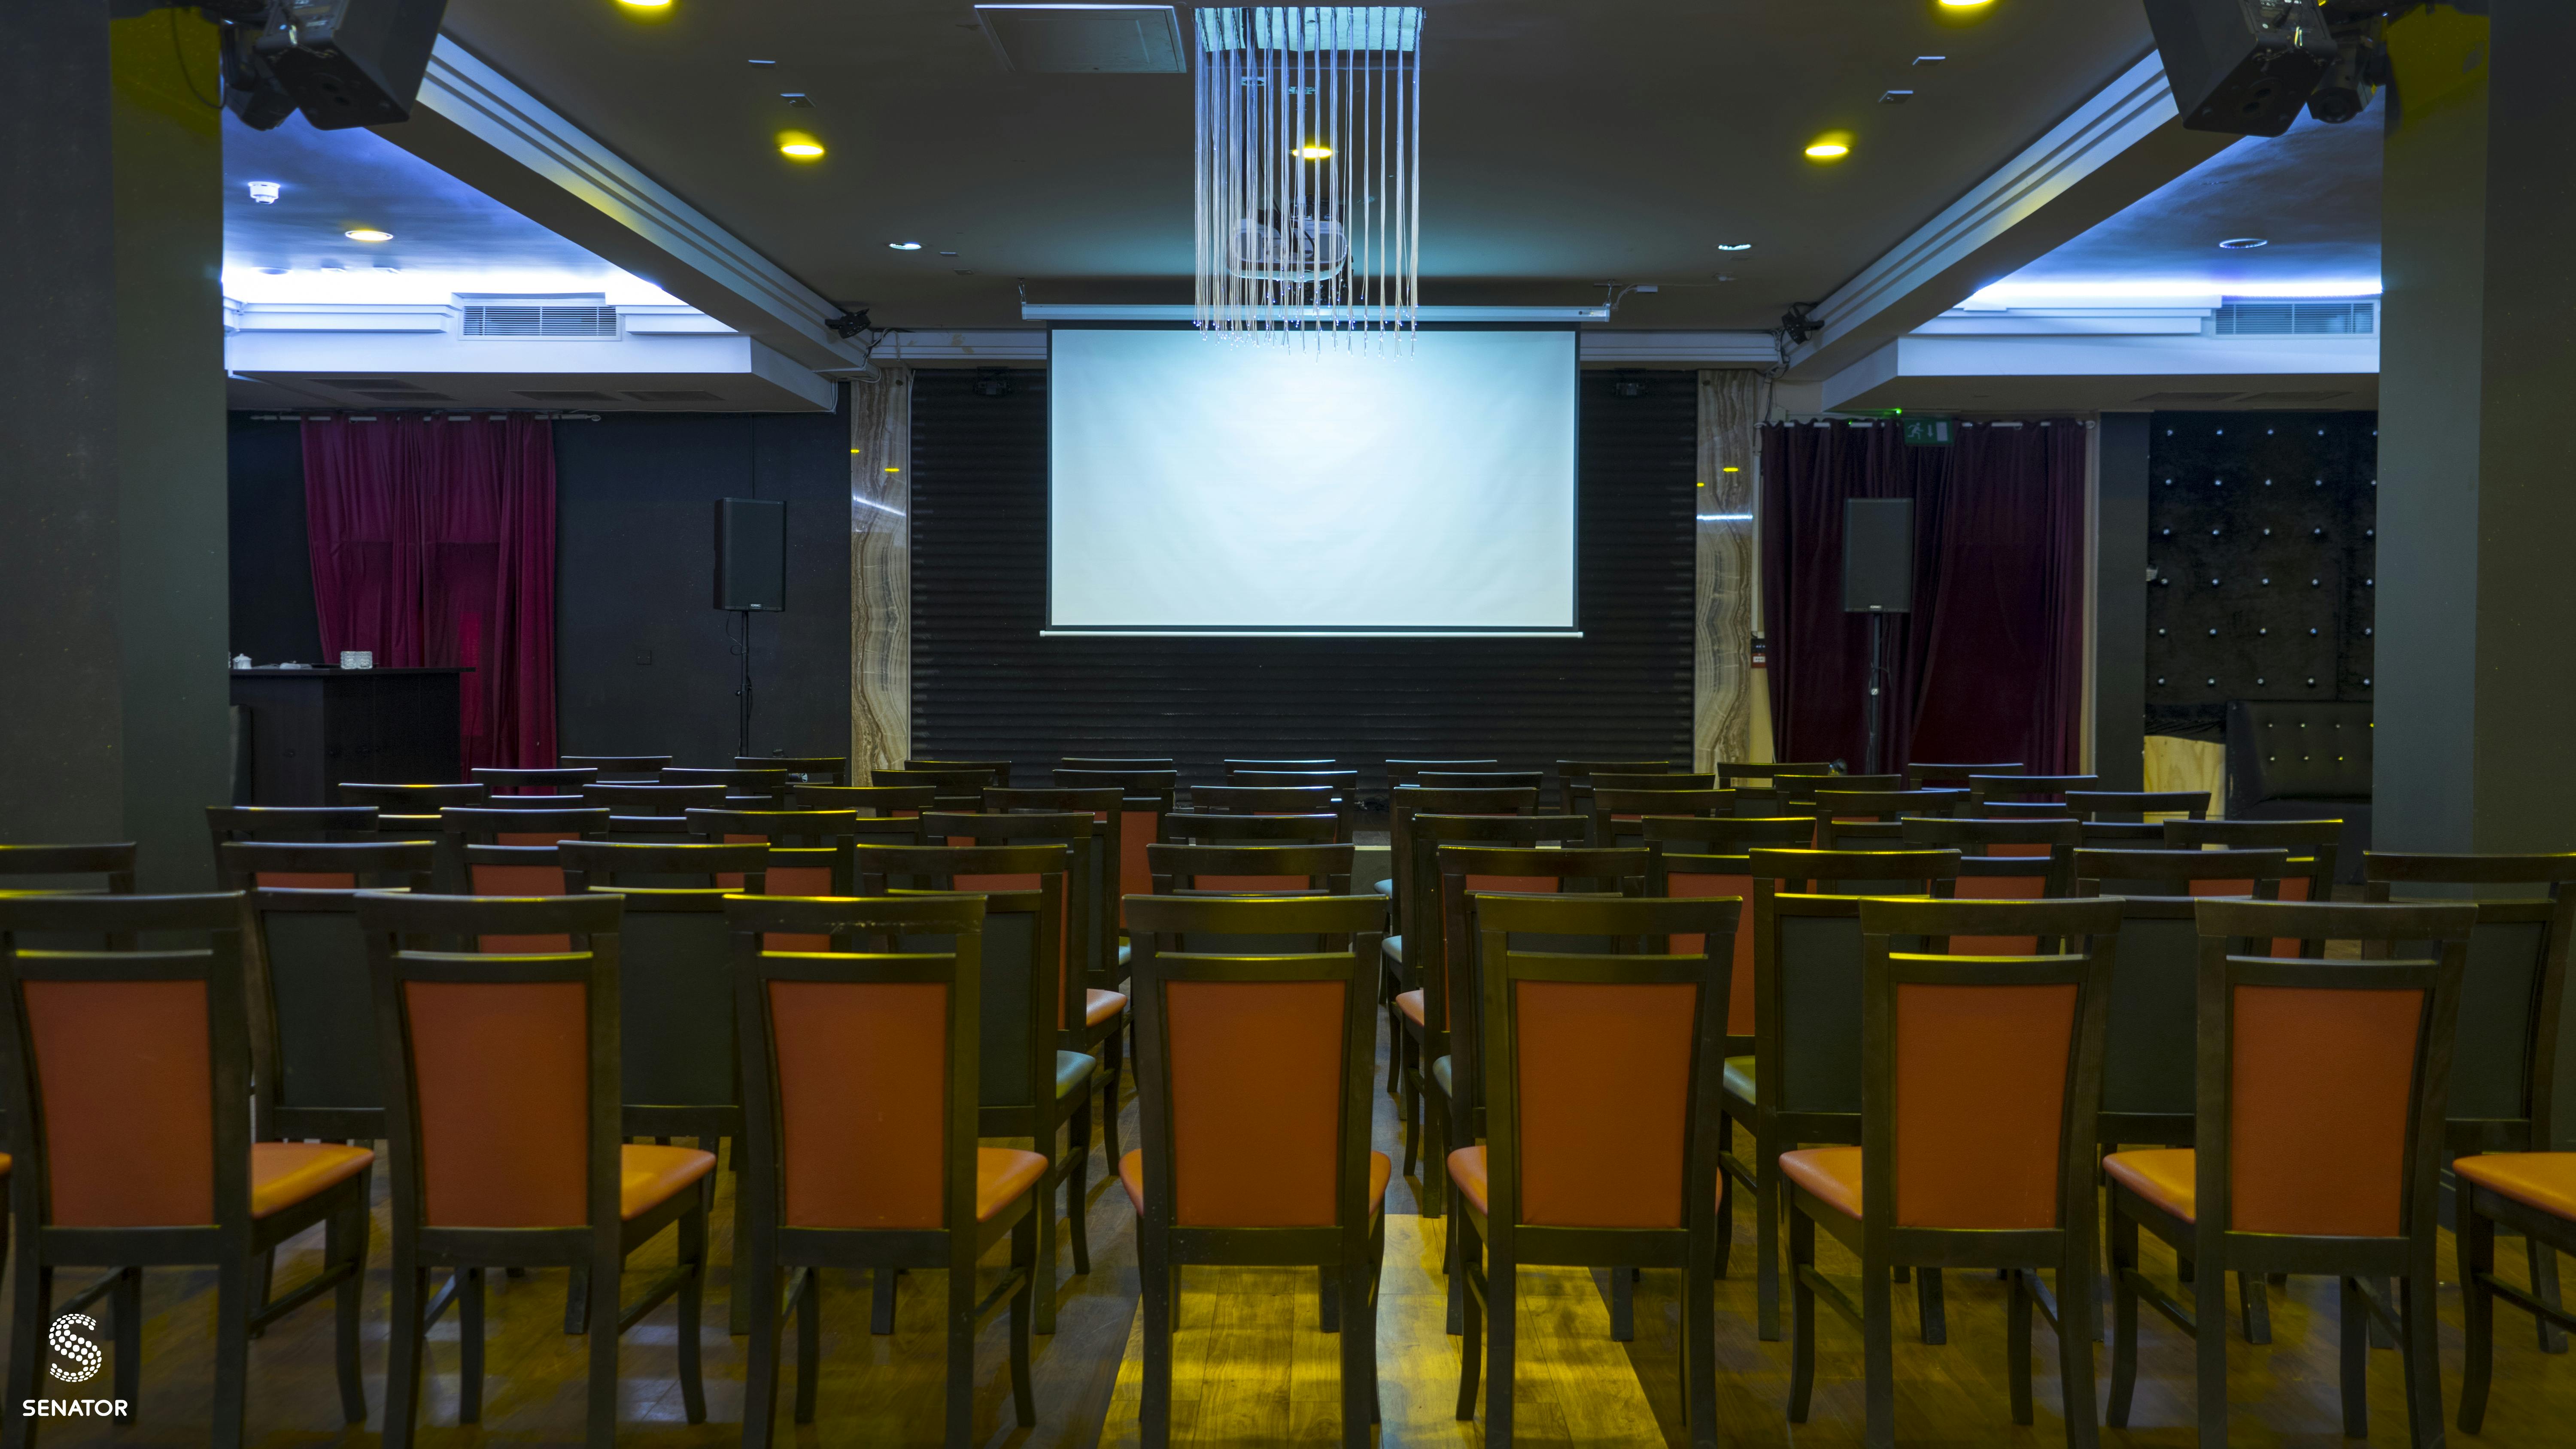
[1194,6,1425,344]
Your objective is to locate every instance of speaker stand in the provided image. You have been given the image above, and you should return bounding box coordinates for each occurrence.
[730,608,755,757]
[1861,609,1886,776]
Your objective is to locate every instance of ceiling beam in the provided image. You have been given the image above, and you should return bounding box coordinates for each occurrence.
[1786,52,2233,382]
[377,38,876,380]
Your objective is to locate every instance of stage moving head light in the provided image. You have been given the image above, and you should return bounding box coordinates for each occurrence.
[201,0,450,133]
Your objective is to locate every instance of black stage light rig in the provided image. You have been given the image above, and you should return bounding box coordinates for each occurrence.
[2141,1,2471,137]
[190,0,450,133]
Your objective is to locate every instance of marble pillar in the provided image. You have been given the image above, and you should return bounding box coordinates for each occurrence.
[1694,370,1765,770]
[848,366,912,782]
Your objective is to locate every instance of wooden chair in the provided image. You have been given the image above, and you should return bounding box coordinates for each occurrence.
[1450,893,1736,1446]
[725,894,1039,1449]
[1388,758,1499,784]
[1382,803,1561,1099]
[1644,817,1820,1065]
[1899,816,2080,900]
[2167,817,2341,903]
[660,766,792,807]
[2066,789,2210,822]
[907,758,1011,783]
[1732,846,1962,1342]
[2368,850,2576,1359]
[559,753,670,781]
[439,805,612,897]
[1555,758,1671,812]
[745,755,851,785]
[2457,1152,2576,1431]
[1061,756,1174,770]
[585,782,728,824]
[1809,788,1969,850]
[205,806,380,848]
[2105,899,2474,1449]
[1123,894,1390,1449]
[1786,896,2121,1449]
[986,785,1127,1008]
[683,808,859,899]
[1162,811,1341,845]
[355,891,710,1449]
[1,892,373,1447]
[854,842,1091,1336]
[1905,761,2024,788]
[1188,784,1337,817]
[789,782,937,842]
[0,843,137,899]
[1588,781,1730,847]
[1148,842,1356,895]
[1055,768,1180,931]
[1968,773,2099,809]
[1228,768,1358,790]
[924,811,1129,1186]
[1419,770,1545,792]
[1227,758,1339,775]
[470,766,595,795]
[1715,761,1836,786]
[337,782,487,809]
[1387,786,1541,924]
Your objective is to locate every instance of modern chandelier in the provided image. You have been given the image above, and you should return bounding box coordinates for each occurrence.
[1193,6,1425,343]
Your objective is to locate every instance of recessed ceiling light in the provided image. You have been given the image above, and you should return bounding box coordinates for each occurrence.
[1913,55,1947,66]
[777,131,825,160]
[889,241,923,251]
[1716,243,1753,252]
[1880,90,1914,104]
[1296,143,1334,160]
[1804,133,1853,161]
[747,58,776,65]
[1938,0,1993,8]
[246,181,281,204]
[343,228,393,242]
[2218,237,2270,249]
[618,0,672,8]
[258,266,289,276]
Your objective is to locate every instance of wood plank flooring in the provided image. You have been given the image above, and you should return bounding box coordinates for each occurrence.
[5,1015,2571,1444]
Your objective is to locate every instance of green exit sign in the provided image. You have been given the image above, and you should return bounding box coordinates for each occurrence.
[1902,417,1954,447]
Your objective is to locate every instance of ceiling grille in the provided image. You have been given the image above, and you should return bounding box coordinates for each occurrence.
[461,303,619,339]
[2214,300,2376,336]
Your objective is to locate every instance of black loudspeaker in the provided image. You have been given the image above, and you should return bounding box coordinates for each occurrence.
[1843,498,1914,614]
[714,499,787,612]
[2142,0,2338,138]
[252,0,450,131]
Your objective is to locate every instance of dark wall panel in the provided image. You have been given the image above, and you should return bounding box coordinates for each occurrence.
[2145,411,2377,737]
[226,415,324,665]
[552,403,852,767]
[909,366,1695,787]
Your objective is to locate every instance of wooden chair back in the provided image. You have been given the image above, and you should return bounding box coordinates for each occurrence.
[2065,789,2210,822]
[1162,812,1342,845]
[1905,762,2025,789]
[747,755,851,785]
[660,767,792,807]
[559,754,670,781]
[471,766,595,795]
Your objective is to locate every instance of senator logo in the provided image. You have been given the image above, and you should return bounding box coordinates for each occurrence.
[18,1313,128,1419]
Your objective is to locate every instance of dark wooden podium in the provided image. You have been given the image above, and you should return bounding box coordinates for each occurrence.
[229,668,469,805]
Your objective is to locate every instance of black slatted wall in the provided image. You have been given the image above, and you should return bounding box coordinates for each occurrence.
[908,365,1696,788]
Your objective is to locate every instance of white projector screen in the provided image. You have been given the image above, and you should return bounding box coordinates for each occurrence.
[1047,327,1578,634]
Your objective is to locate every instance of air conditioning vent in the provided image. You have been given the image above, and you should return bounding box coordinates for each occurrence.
[514,390,620,403]
[625,389,725,402]
[2214,300,2376,336]
[977,3,1184,72]
[462,304,619,339]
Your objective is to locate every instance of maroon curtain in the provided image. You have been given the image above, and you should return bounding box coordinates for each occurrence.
[1760,419,2086,774]
[302,415,557,772]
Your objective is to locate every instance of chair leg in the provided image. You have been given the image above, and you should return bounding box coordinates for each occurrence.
[212,1258,252,1449]
[794,1269,821,1425]
[3,1262,44,1449]
[585,1246,621,1449]
[245,1249,274,1341]
[1686,1253,1719,1449]
[459,1267,486,1423]
[872,1266,899,1334]
[2193,1246,2228,1447]
[330,1200,368,1423]
[1141,1232,1176,1449]
[1714,1161,1734,1279]
[565,1266,589,1335]
[2239,1270,2272,1345]
[728,1145,756,1336]
[1917,1265,1947,1346]
[1422,1080,1447,1216]
[2367,1273,2396,1349]
[2459,1198,2497,1434]
[944,1259,977,1449]
[2105,1204,2141,1430]
[1609,1264,1635,1342]
[1035,1153,1060,1337]
[1755,1134,1783,1340]
[1484,1255,1518,1446]
[2530,1237,2567,1354]
[1010,1215,1039,1429]
[1399,1031,1420,1178]
[1100,1024,1125,1168]
[1861,1259,1896,1449]
[742,1264,782,1449]
[677,1202,708,1425]
[2338,1276,2370,1438]
[2400,1264,2446,1449]
[1454,1216,1483,1422]
[1320,1267,1340,1334]
[1067,1100,1094,1277]
[2006,1267,2035,1426]
[1446,1191,1466,1336]
[382,1264,427,1449]
[2057,1262,2101,1449]
[111,1265,142,1415]
[1338,1261,1373,1449]
[1787,1206,1817,1423]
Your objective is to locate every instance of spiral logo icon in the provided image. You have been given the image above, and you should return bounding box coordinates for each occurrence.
[49,1312,103,1384]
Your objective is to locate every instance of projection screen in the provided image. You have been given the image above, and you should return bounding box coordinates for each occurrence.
[1046,327,1578,634]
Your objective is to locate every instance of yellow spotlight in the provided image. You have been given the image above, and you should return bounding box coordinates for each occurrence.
[343,228,393,242]
[1722,465,1743,473]
[1804,131,1853,161]
[778,131,826,160]
[618,0,673,8]
[1296,143,1334,160]
[1938,0,1993,7]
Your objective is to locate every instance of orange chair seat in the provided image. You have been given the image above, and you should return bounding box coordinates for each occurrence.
[2103,1147,2197,1223]
[1121,1148,1391,1218]
[250,1142,374,1219]
[1395,988,1425,1028]
[978,1147,1049,1222]
[2455,1152,2576,1223]
[1778,1146,1864,1220]
[620,1144,718,1221]
[1086,988,1128,1027]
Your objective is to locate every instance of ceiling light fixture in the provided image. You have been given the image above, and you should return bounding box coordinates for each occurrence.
[1938,0,1993,8]
[888,241,923,251]
[1716,243,1753,252]
[777,131,826,160]
[618,0,672,8]
[2218,236,2269,249]
[1295,143,1334,160]
[246,181,281,204]
[343,228,393,242]
[1804,132,1853,160]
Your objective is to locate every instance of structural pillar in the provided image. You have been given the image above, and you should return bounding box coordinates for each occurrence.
[0,6,230,888]
[2376,2,2576,858]
[2091,412,2149,790]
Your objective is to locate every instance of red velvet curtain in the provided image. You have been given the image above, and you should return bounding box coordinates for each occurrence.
[302,415,557,772]
[1759,419,2086,774]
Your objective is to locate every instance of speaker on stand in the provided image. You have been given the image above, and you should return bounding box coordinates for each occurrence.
[1842,498,1914,776]
[714,499,787,757]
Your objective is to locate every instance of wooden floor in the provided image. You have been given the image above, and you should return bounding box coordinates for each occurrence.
[7,1023,2572,1446]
